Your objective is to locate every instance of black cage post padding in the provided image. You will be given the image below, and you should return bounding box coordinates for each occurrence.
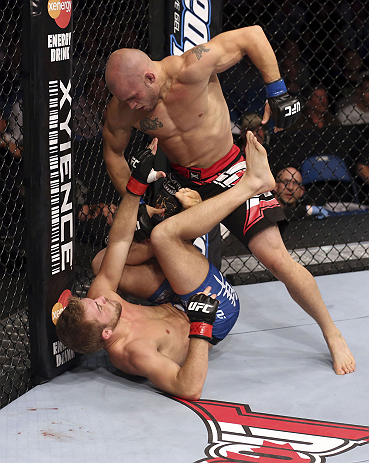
[22,0,80,384]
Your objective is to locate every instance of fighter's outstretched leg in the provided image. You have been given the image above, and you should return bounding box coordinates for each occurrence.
[150,131,275,295]
[154,131,275,244]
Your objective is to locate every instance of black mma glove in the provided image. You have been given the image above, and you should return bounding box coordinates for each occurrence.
[266,78,301,129]
[126,147,157,196]
[148,173,182,224]
[186,293,219,342]
[134,203,154,241]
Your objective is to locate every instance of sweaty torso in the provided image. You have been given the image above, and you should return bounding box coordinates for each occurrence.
[106,299,190,374]
[118,57,234,168]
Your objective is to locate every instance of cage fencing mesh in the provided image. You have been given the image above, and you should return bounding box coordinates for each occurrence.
[219,0,369,284]
[1,0,369,409]
[72,0,151,299]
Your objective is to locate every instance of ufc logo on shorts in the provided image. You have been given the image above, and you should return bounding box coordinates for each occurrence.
[188,301,212,313]
[213,160,246,189]
[285,101,301,117]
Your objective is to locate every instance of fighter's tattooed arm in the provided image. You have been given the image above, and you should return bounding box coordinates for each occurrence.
[139,117,164,132]
[192,44,210,61]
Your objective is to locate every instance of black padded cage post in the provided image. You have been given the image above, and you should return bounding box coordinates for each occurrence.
[22,0,80,385]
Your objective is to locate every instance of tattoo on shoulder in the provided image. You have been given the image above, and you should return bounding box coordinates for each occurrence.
[139,117,164,132]
[192,44,210,61]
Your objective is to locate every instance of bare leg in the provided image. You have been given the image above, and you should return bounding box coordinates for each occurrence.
[154,131,275,242]
[92,247,165,299]
[150,131,275,294]
[249,225,356,375]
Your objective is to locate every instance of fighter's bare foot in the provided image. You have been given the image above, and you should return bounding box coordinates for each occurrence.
[325,332,356,374]
[240,131,275,195]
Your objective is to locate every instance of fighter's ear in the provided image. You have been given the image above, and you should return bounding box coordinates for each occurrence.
[145,72,155,83]
[102,328,112,340]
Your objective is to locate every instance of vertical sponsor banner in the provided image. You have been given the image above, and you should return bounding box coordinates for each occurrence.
[22,0,79,383]
[168,0,223,56]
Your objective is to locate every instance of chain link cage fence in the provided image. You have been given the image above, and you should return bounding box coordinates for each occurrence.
[220,0,369,285]
[1,0,369,409]
[72,0,151,299]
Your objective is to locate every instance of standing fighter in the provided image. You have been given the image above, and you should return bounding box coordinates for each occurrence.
[102,26,355,374]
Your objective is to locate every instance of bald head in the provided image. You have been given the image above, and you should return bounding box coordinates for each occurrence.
[105,48,151,95]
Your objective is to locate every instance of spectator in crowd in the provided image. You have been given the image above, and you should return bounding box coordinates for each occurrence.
[355,154,369,205]
[278,39,310,97]
[333,49,366,110]
[78,203,117,227]
[74,141,120,248]
[280,56,303,98]
[337,73,369,125]
[294,85,337,130]
[0,110,22,159]
[73,74,109,140]
[344,125,369,205]
[0,106,25,273]
[275,167,304,213]
[0,91,23,156]
[274,166,330,220]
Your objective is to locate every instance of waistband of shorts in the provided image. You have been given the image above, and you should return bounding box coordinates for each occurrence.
[170,144,241,180]
[147,278,172,303]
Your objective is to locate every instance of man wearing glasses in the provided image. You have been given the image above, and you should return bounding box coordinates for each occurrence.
[275,167,330,219]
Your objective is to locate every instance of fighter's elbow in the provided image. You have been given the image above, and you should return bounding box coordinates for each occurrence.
[187,391,202,401]
[177,383,204,401]
[178,390,202,401]
[244,25,265,41]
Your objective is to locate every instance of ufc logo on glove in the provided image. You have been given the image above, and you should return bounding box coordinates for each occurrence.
[285,101,301,117]
[188,301,214,313]
[130,156,140,169]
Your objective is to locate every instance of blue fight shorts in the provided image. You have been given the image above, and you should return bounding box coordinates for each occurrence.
[147,278,175,305]
[148,263,240,345]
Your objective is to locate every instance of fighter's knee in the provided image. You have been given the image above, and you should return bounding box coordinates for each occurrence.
[150,219,178,250]
[150,221,168,248]
[261,249,295,280]
[256,248,296,281]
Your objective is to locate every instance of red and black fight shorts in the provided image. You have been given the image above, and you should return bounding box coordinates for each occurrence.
[170,145,287,247]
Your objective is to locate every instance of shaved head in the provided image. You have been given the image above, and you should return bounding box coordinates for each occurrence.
[105,48,151,95]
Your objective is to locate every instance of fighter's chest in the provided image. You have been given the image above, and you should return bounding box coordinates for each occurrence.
[134,87,208,136]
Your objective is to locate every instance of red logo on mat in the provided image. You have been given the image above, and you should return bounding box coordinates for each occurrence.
[174,399,369,462]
